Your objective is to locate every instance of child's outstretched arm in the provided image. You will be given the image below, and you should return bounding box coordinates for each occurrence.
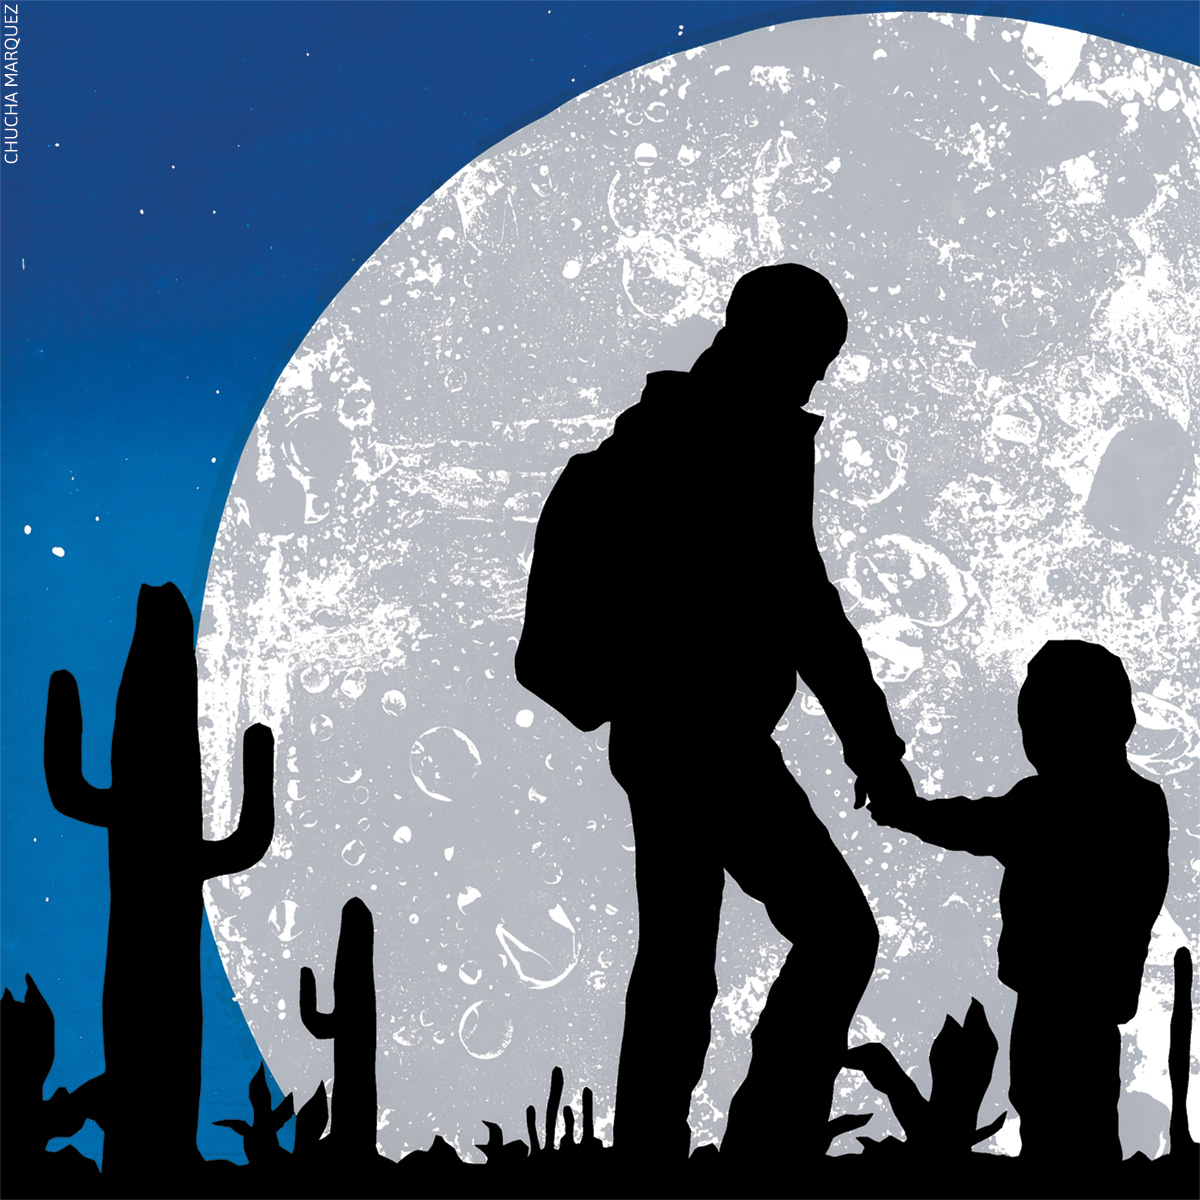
[868,784,1013,861]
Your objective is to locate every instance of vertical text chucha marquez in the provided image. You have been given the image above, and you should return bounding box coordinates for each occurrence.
[3,5,17,163]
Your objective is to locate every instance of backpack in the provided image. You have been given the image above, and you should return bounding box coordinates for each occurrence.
[514,445,626,732]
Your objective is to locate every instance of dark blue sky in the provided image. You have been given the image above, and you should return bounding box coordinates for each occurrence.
[2,0,1196,1165]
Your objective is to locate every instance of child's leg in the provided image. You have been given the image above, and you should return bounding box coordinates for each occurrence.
[1010,993,1122,1164]
[1059,1018,1122,1161]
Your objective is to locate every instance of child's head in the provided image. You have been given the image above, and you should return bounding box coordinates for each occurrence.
[1017,640,1136,772]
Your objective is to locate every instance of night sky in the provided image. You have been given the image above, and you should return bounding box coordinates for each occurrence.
[2,0,1195,1165]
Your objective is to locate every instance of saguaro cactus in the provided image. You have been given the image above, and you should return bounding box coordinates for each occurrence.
[300,897,378,1158]
[43,582,275,1176]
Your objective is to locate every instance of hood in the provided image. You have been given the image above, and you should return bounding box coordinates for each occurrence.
[608,368,825,450]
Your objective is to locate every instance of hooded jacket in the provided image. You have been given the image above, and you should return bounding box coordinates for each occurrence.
[517,364,905,775]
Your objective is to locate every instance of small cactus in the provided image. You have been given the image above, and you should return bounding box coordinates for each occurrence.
[575,1085,604,1155]
[525,1067,603,1157]
[480,1069,605,1168]
[846,997,1006,1155]
[1169,947,1196,1156]
[213,1062,294,1166]
[300,897,378,1158]
[43,582,275,1174]
[527,1065,565,1154]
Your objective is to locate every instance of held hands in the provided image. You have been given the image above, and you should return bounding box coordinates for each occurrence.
[853,757,918,828]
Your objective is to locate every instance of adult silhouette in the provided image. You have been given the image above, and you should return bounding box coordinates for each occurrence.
[516,263,914,1166]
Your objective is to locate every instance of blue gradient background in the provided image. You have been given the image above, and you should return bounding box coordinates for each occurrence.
[3,0,1196,1166]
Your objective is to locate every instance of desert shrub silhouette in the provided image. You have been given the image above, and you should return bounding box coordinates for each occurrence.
[213,1062,294,1166]
[292,1080,330,1162]
[474,1065,605,1166]
[845,997,1007,1156]
[0,975,102,1190]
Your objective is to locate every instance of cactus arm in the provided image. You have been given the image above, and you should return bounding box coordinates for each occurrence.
[299,967,336,1039]
[44,671,111,828]
[199,724,276,880]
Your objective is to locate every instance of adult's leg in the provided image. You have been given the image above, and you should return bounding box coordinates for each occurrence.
[719,739,879,1161]
[609,723,727,1166]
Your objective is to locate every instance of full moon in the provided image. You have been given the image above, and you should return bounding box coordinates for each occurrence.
[199,13,1199,1161]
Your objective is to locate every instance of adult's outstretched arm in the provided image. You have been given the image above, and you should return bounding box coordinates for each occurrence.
[792,537,906,780]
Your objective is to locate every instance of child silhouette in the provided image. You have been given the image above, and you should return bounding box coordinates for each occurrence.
[867,640,1169,1164]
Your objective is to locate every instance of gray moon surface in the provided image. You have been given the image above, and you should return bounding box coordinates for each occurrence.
[199,13,1200,1162]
